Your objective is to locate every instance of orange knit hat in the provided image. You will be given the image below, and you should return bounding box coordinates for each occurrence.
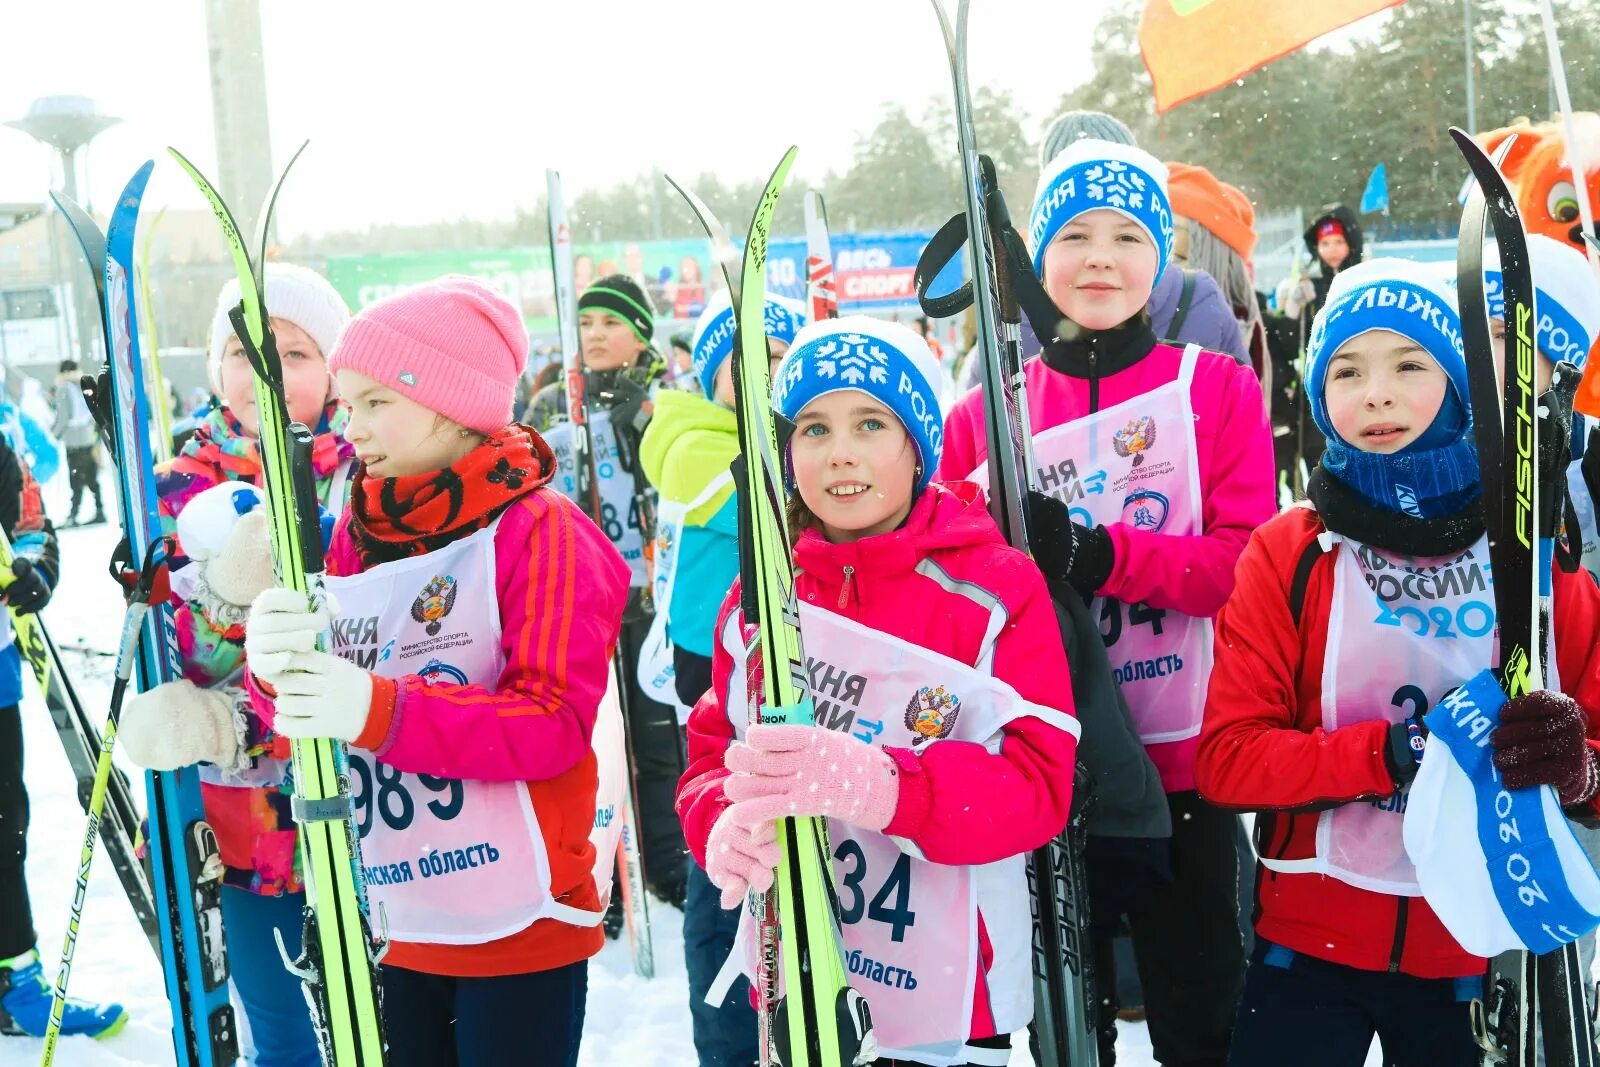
[1167,162,1257,261]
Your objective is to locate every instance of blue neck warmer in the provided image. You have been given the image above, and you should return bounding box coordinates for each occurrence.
[1306,263,1479,520]
[1319,376,1479,519]
[1319,431,1481,520]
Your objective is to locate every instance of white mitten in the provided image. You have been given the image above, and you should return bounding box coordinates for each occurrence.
[207,510,276,609]
[119,679,245,772]
[176,482,264,563]
[268,651,374,743]
[246,587,332,680]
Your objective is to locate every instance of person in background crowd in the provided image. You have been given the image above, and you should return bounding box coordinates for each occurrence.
[51,359,105,527]
[1167,164,1271,402]
[528,275,687,912]
[1268,205,1365,495]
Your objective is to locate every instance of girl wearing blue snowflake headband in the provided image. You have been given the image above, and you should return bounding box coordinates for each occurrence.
[940,137,1277,1063]
[675,316,1081,1064]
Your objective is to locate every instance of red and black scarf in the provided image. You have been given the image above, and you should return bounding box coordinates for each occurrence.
[347,425,556,565]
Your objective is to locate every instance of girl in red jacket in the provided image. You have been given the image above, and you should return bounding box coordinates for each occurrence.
[942,137,1276,1061]
[677,316,1079,1066]
[243,277,631,1067]
[1197,258,1600,1066]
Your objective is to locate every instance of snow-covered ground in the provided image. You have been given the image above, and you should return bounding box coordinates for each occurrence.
[1,476,1367,1066]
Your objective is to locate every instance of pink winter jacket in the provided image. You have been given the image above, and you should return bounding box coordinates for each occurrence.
[253,488,630,977]
[940,341,1276,790]
[677,481,1078,1040]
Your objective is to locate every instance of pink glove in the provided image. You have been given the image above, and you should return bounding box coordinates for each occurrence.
[704,808,780,910]
[724,723,900,833]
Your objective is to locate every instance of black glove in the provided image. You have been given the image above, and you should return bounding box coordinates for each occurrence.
[1384,716,1428,789]
[1537,363,1581,536]
[1027,490,1115,596]
[1493,689,1599,806]
[599,373,650,437]
[4,557,51,615]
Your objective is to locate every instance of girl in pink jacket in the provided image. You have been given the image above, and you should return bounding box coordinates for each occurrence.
[940,140,1276,1064]
[677,316,1079,1066]
[243,278,630,1067]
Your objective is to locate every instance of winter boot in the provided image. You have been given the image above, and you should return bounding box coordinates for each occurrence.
[87,509,108,526]
[0,949,128,1039]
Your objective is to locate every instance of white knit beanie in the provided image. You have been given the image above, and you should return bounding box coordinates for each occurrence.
[207,263,350,393]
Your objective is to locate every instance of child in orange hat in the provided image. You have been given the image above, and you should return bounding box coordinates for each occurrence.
[1167,163,1269,400]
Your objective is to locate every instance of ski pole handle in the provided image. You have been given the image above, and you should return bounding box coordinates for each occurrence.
[980,154,1021,326]
[287,424,326,573]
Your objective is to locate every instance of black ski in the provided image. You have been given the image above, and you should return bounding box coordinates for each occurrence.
[914,3,1099,1063]
[1454,127,1597,1067]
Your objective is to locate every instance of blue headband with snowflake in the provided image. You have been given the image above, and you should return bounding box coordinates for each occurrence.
[691,293,807,397]
[1029,139,1174,282]
[773,317,944,494]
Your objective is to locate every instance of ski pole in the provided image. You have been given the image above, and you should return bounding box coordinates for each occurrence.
[40,538,171,1066]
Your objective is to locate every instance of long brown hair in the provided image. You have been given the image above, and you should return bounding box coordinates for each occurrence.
[786,493,820,543]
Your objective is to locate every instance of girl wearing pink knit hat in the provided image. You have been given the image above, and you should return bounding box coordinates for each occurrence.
[242,276,631,1065]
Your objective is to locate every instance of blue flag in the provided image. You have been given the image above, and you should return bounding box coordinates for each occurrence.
[1361,163,1390,215]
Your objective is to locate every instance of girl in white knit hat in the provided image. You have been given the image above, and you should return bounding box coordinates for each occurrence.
[118,262,353,1067]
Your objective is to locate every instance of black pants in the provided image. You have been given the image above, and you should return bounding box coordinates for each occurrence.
[1228,942,1477,1067]
[65,445,102,518]
[683,860,757,1067]
[673,645,713,712]
[618,595,686,898]
[380,960,587,1067]
[1109,817,1258,1015]
[1124,791,1244,1067]
[0,704,34,959]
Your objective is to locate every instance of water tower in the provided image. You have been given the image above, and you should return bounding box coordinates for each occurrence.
[5,95,121,206]
[5,95,121,365]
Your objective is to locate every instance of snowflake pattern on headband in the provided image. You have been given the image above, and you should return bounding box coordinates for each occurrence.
[1082,161,1149,213]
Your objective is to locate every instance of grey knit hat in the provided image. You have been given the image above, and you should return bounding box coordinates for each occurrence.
[1039,110,1137,167]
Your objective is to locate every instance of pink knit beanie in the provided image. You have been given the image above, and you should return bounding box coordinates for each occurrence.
[329,275,528,434]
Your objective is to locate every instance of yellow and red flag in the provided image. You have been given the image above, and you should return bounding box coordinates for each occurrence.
[1140,0,1403,113]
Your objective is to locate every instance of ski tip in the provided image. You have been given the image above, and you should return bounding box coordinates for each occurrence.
[760,148,799,200]
[662,171,692,204]
[164,145,197,174]
[47,188,89,224]
[112,161,156,215]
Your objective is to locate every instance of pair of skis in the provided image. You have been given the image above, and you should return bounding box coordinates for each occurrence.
[1455,131,1597,1066]
[50,172,239,1067]
[916,2,1101,1064]
[169,145,388,1066]
[546,168,655,980]
[667,157,873,1066]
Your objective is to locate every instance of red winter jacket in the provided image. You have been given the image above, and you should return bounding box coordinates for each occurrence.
[1196,506,1600,978]
[677,481,1078,1040]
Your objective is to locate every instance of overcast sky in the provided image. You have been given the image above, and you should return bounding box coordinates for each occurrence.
[0,0,1137,238]
[3,1,1398,240]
